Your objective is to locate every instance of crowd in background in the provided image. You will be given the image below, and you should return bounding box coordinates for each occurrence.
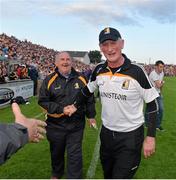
[144,64,176,76]
[0,33,176,86]
[0,33,93,84]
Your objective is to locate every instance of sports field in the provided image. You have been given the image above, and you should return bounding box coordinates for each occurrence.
[0,77,175,179]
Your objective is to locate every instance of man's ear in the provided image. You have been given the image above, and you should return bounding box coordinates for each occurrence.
[99,43,103,52]
[121,39,124,49]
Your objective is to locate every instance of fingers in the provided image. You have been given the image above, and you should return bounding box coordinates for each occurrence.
[88,118,97,129]
[35,119,47,127]
[69,105,77,116]
[36,126,46,134]
[12,103,24,119]
[30,128,46,143]
[63,106,71,116]
[27,119,47,143]
[12,103,29,126]
[144,148,155,158]
[33,133,45,143]
[12,102,21,114]
[63,105,77,116]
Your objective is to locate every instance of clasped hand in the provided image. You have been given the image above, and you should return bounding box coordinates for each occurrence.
[63,105,77,116]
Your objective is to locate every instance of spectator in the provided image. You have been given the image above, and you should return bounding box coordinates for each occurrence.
[145,60,165,131]
[28,66,39,96]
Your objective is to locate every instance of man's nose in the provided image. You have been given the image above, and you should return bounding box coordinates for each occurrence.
[107,44,113,52]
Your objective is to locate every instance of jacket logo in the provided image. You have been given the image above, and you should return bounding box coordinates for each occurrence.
[74,83,80,89]
[55,85,61,90]
[104,27,110,34]
[122,79,130,90]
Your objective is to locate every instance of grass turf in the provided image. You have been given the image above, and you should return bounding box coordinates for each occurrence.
[0,77,175,178]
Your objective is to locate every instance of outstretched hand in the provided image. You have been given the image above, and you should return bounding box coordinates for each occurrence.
[12,103,47,143]
[63,105,77,117]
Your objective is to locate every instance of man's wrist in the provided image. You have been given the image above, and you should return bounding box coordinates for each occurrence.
[145,136,155,142]
[147,130,156,137]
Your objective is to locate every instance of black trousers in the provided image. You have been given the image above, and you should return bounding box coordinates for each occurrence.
[100,125,144,179]
[46,125,84,179]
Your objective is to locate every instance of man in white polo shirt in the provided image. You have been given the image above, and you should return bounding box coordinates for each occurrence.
[146,60,165,131]
[66,27,159,179]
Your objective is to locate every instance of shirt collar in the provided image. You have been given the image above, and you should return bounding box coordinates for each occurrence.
[103,53,131,72]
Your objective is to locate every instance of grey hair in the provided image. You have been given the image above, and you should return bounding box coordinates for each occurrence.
[55,51,72,62]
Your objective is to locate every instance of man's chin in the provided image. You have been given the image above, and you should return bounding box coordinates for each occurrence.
[107,58,116,62]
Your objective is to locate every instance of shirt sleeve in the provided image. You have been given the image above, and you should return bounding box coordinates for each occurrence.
[142,87,159,103]
[135,68,159,103]
[149,71,159,82]
[85,94,96,119]
[0,123,28,165]
[87,66,99,93]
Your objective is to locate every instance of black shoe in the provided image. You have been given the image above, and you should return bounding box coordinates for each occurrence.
[156,127,164,131]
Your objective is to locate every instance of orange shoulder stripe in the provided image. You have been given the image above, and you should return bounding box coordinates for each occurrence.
[47,73,58,90]
[78,76,87,85]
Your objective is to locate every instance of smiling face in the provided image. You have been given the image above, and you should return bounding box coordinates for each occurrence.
[99,39,124,68]
[55,52,72,76]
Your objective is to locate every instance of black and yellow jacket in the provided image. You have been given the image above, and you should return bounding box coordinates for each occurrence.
[38,67,96,129]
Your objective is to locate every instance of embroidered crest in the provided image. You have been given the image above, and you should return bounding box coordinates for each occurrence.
[74,83,80,89]
[122,79,130,90]
[55,85,61,90]
[104,27,110,34]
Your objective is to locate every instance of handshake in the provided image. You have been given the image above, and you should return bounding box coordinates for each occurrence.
[63,104,77,117]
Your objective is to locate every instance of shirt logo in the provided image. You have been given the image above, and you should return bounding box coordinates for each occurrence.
[74,83,80,89]
[122,79,130,90]
[104,27,110,34]
[100,92,127,101]
[55,85,61,90]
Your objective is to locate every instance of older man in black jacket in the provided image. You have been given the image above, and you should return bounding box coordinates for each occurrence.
[38,51,96,179]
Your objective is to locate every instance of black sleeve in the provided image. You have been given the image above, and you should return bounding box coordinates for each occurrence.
[146,99,158,137]
[0,123,28,165]
[85,93,96,119]
[38,78,64,114]
[74,86,94,109]
[74,66,100,108]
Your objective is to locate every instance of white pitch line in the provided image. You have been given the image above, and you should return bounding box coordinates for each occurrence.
[35,111,101,179]
[86,126,101,179]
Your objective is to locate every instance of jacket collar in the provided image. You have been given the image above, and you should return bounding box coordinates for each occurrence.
[55,67,79,79]
[103,53,131,72]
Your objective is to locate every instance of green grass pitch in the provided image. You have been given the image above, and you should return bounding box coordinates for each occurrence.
[0,77,175,179]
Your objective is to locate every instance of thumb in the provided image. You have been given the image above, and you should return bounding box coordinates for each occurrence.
[12,103,22,118]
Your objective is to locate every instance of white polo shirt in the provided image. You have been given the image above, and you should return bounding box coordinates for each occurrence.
[87,55,159,132]
[149,70,164,93]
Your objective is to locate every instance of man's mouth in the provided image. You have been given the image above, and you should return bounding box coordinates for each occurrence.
[63,64,69,67]
[108,53,115,56]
